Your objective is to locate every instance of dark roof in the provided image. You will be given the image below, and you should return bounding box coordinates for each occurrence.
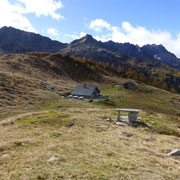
[124,82,136,90]
[71,85,100,96]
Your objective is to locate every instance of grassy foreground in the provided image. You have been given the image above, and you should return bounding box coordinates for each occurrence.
[0,92,180,179]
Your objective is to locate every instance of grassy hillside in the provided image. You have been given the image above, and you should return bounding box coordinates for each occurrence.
[0,53,180,179]
[0,101,180,179]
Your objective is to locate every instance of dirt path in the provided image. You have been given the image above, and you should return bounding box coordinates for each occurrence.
[0,110,49,126]
[0,108,114,127]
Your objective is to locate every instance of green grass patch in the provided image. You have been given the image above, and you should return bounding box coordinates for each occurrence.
[94,99,116,107]
[32,93,93,111]
[140,114,180,137]
[101,86,180,116]
[0,111,21,121]
[154,127,180,137]
[16,111,73,127]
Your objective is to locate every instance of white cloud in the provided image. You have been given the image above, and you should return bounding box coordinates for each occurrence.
[80,32,86,37]
[0,0,36,32]
[0,0,64,33]
[65,32,86,40]
[17,0,64,20]
[47,27,59,37]
[89,19,180,57]
[89,19,111,32]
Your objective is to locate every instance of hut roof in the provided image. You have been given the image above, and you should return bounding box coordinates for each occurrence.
[71,85,100,97]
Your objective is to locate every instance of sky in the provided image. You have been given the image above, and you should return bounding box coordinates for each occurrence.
[1,0,180,57]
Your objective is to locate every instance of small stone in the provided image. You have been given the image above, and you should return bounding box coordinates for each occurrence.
[117,130,123,135]
[104,117,111,121]
[115,122,128,126]
[145,138,154,142]
[167,149,180,156]
[115,121,138,126]
[145,123,152,127]
[124,132,134,137]
[97,125,109,129]
[48,156,58,162]
[2,154,9,158]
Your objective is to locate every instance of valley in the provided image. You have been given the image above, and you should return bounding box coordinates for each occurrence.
[0,52,180,179]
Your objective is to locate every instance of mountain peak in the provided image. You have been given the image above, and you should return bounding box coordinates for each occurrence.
[0,26,14,32]
[80,34,96,43]
[83,34,93,39]
[69,34,100,47]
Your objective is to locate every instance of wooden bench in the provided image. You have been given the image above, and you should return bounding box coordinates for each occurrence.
[115,109,139,123]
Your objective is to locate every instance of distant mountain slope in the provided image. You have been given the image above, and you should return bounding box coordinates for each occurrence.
[60,34,131,67]
[140,44,179,68]
[0,52,179,95]
[0,26,180,69]
[61,35,180,69]
[0,26,67,54]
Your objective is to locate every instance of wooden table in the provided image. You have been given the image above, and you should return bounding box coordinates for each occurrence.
[115,109,139,123]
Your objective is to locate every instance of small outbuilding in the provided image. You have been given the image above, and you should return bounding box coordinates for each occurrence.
[71,85,100,99]
[123,82,137,90]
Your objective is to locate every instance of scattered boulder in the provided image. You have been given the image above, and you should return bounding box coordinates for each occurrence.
[40,81,55,91]
[116,130,123,135]
[1,154,9,158]
[123,132,135,137]
[123,82,137,90]
[115,121,129,126]
[15,142,25,146]
[114,85,124,90]
[66,123,74,128]
[115,121,138,126]
[104,117,111,121]
[97,125,109,129]
[167,149,180,156]
[145,138,155,142]
[48,156,58,162]
[2,121,14,126]
[145,122,152,128]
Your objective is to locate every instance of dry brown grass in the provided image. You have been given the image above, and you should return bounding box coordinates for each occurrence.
[0,108,180,180]
[0,53,180,179]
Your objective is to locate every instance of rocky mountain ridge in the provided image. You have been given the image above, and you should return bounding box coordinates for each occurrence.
[61,34,180,69]
[0,26,67,54]
[0,26,180,69]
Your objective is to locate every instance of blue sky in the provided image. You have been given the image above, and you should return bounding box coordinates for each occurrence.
[1,0,180,57]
